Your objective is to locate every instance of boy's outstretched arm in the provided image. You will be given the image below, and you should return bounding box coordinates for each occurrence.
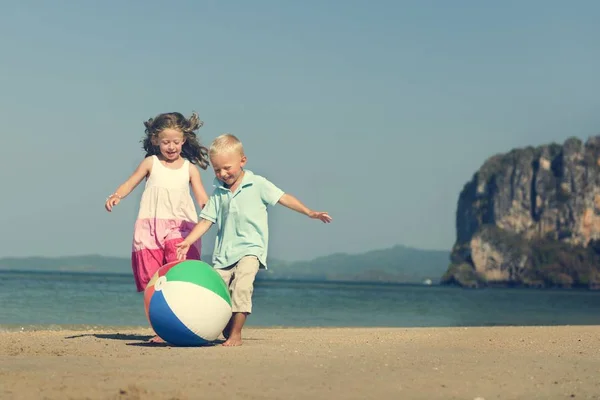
[176,218,213,260]
[277,193,332,223]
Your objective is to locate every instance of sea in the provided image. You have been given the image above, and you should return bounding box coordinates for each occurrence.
[2,270,600,332]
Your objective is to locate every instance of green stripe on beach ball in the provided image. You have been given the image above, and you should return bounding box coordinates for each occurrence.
[165,260,231,306]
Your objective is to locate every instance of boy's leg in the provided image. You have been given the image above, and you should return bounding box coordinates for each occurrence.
[223,256,260,346]
[214,266,235,339]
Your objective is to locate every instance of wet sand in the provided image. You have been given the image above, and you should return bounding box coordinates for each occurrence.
[1,326,599,399]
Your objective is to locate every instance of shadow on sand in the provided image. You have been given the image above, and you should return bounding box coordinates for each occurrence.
[64,332,224,347]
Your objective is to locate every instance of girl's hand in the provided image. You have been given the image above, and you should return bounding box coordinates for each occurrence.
[176,241,191,260]
[105,194,122,212]
[308,211,332,223]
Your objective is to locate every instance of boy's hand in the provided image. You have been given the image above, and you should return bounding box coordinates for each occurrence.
[308,211,332,223]
[175,241,191,260]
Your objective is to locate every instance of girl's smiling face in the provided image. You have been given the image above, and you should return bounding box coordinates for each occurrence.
[155,128,185,161]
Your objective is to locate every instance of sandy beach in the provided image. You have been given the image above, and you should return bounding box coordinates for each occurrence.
[1,326,599,400]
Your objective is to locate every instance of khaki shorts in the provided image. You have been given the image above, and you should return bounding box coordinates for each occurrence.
[216,256,260,314]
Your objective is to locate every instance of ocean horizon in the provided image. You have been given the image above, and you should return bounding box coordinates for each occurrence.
[2,269,600,333]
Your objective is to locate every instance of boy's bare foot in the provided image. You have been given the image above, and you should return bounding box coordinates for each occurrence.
[221,312,246,346]
[222,333,242,346]
[148,335,165,344]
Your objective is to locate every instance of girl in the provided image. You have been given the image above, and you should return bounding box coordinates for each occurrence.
[105,112,209,294]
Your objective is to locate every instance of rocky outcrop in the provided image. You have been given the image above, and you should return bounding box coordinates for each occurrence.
[442,136,600,289]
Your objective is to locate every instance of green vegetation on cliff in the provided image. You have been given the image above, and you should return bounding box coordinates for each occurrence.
[525,239,600,289]
[442,225,600,289]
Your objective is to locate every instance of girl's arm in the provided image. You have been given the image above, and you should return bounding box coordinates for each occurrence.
[277,193,332,223]
[189,164,209,209]
[105,157,153,212]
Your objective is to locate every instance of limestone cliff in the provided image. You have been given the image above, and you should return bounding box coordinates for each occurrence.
[442,136,600,289]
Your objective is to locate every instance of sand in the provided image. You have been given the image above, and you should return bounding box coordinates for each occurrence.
[1,326,599,399]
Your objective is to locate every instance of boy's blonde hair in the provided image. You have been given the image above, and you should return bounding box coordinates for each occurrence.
[209,133,245,157]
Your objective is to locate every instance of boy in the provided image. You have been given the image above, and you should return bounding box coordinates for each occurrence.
[175,134,332,346]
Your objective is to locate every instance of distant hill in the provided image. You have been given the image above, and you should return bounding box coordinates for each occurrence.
[0,255,129,273]
[0,245,449,284]
[260,245,449,283]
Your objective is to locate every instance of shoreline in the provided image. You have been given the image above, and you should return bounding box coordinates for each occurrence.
[2,326,599,399]
[3,321,600,333]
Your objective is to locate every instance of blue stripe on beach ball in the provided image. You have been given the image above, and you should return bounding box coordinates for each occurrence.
[148,288,211,346]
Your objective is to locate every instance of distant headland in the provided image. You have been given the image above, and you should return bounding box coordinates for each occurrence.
[443,136,600,290]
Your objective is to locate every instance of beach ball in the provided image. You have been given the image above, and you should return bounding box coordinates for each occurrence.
[143,259,232,346]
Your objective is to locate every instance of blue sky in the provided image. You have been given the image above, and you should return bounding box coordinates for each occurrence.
[1,0,600,261]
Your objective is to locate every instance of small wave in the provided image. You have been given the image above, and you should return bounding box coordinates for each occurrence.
[0,323,148,333]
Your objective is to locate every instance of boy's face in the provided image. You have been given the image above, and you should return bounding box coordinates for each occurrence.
[210,150,247,188]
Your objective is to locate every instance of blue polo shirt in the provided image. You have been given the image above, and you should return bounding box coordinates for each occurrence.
[199,170,284,269]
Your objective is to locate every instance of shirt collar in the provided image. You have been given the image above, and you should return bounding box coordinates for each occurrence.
[213,170,255,190]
